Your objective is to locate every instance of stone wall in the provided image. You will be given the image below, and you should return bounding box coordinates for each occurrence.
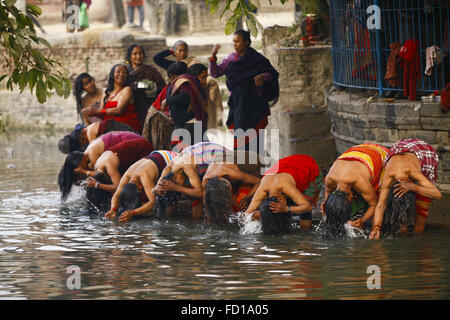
[264,38,336,169]
[0,30,168,131]
[1,30,167,87]
[0,90,78,131]
[327,90,450,193]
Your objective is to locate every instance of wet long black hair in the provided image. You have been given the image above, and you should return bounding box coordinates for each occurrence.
[58,151,84,201]
[85,172,112,214]
[154,172,182,218]
[205,177,232,225]
[118,183,142,215]
[259,196,292,235]
[322,190,351,238]
[73,72,94,122]
[58,124,85,154]
[103,64,130,106]
[383,184,416,235]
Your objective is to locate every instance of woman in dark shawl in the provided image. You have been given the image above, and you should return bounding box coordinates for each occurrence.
[125,44,166,128]
[209,30,279,153]
[165,62,208,151]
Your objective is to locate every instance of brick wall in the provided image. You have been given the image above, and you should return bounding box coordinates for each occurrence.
[327,90,450,192]
[263,33,336,169]
[0,30,168,131]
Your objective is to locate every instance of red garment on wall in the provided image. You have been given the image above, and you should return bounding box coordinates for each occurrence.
[399,40,421,101]
[441,83,450,113]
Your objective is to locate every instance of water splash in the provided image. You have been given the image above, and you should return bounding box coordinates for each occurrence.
[236,211,262,235]
[344,222,368,239]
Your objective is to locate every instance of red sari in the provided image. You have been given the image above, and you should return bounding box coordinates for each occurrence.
[102,101,142,134]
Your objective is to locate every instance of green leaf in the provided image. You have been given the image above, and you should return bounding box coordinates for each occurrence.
[29,68,38,92]
[225,18,237,35]
[246,15,258,38]
[246,0,257,12]
[36,80,46,104]
[37,36,51,49]
[26,4,42,17]
[18,70,28,91]
[5,0,17,8]
[0,74,7,83]
[220,0,233,20]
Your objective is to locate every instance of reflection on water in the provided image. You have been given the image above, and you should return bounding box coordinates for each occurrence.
[1,132,450,299]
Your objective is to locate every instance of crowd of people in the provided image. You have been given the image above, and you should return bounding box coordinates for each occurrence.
[56,30,442,239]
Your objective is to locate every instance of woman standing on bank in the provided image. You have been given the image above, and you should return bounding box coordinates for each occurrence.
[209,30,279,152]
[125,44,166,129]
[154,40,223,129]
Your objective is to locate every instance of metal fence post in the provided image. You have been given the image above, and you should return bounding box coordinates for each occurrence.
[375,0,383,96]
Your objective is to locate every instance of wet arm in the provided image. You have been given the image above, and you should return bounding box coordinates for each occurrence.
[282,184,313,214]
[97,162,122,193]
[245,184,267,214]
[133,177,156,216]
[356,180,378,225]
[171,165,203,198]
[409,170,442,200]
[371,186,390,233]
[110,173,131,210]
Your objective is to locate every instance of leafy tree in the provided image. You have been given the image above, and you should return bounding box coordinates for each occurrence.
[205,0,329,37]
[0,0,71,104]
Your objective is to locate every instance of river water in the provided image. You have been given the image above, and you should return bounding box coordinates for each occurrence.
[1,132,450,300]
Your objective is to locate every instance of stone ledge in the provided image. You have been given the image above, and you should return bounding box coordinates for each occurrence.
[327,91,450,189]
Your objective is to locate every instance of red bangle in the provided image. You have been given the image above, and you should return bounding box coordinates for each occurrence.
[111,207,117,212]
[209,56,217,63]
[131,210,136,216]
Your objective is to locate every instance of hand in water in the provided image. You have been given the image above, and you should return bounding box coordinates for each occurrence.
[118,210,135,223]
[349,218,363,229]
[320,202,326,215]
[239,195,251,210]
[251,210,261,221]
[86,177,98,188]
[369,224,381,239]
[105,209,116,220]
